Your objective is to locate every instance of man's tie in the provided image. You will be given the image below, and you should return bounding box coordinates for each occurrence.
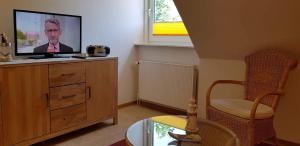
[48,46,55,53]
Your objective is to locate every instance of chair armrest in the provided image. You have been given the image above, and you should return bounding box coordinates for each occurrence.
[206,80,245,106]
[250,91,284,120]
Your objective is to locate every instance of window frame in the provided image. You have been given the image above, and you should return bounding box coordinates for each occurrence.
[144,0,192,45]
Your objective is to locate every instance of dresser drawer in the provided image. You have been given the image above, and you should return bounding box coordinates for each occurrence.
[50,83,86,110]
[51,104,86,132]
[49,63,85,87]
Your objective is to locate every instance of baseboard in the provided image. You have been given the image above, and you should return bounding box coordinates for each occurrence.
[138,99,186,115]
[118,100,137,109]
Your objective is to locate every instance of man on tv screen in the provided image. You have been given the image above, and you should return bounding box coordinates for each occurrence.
[33,18,73,53]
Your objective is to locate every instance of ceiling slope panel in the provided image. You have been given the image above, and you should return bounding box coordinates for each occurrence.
[174,0,300,59]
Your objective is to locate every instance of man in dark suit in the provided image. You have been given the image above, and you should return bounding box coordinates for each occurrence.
[33,18,73,53]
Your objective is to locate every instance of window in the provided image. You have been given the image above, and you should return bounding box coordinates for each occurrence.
[153,0,188,36]
[146,0,192,45]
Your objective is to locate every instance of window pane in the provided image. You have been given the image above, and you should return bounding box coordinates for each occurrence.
[154,0,181,22]
[153,0,188,36]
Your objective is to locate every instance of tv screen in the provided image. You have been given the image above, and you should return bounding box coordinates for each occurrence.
[14,9,81,56]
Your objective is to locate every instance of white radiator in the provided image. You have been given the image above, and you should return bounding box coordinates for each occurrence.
[138,60,197,110]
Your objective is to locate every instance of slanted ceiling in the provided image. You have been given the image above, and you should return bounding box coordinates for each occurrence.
[174,0,300,59]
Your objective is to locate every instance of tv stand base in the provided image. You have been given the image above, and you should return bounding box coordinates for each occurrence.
[29,54,70,59]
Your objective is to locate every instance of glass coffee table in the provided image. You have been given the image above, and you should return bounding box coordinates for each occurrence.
[125,115,240,146]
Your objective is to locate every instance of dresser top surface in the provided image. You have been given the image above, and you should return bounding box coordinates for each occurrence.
[0,56,118,67]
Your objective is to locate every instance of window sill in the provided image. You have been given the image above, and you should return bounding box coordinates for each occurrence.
[135,43,194,48]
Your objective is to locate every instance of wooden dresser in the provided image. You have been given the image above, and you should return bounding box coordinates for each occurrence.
[0,57,118,146]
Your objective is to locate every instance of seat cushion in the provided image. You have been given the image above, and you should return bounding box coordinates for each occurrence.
[211,98,274,119]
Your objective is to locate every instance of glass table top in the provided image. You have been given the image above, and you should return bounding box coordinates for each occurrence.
[125,115,240,146]
[126,116,198,146]
[126,116,185,146]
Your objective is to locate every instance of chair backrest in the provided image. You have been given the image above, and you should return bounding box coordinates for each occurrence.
[245,49,298,108]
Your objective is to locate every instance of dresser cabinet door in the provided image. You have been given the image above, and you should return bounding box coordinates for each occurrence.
[0,65,50,145]
[86,60,117,123]
[0,101,3,146]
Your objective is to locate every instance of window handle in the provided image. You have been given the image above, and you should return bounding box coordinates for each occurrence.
[148,8,152,17]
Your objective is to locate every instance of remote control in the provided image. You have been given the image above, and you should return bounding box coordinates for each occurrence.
[72,55,87,59]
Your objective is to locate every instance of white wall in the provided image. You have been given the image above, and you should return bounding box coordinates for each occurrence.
[197,59,245,118]
[0,0,144,105]
[138,46,199,65]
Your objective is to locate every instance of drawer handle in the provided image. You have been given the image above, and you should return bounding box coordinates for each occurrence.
[61,73,75,77]
[45,93,50,109]
[87,86,92,100]
[62,94,76,99]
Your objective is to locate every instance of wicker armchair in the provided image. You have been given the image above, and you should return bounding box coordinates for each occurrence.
[206,49,298,146]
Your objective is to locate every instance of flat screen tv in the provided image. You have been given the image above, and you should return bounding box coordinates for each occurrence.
[14,9,81,58]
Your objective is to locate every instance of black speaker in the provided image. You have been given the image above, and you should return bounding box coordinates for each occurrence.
[86,45,110,57]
